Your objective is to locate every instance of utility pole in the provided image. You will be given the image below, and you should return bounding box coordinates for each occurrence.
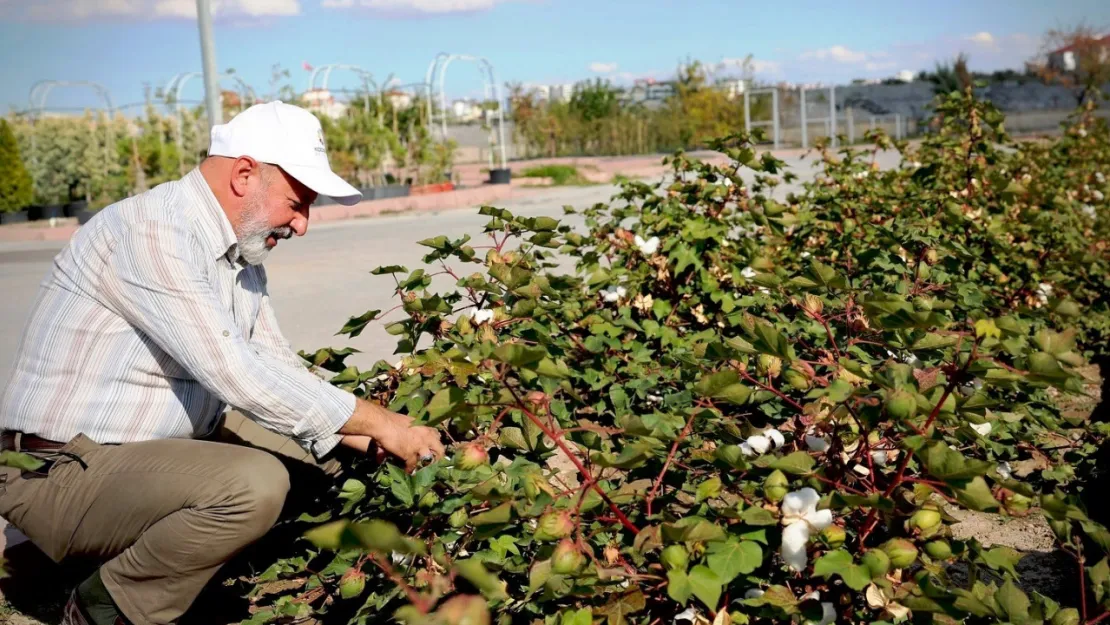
[196,0,223,133]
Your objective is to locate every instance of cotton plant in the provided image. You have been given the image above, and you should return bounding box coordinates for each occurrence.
[602,285,628,303]
[780,487,834,572]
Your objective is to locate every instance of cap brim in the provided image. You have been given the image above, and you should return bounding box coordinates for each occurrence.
[281,164,363,206]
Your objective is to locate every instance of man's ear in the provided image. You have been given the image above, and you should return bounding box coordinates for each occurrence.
[229,157,259,199]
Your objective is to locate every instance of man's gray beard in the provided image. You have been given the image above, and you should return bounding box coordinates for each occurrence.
[237,194,292,266]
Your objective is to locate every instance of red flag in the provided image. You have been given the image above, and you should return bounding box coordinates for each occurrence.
[302,60,313,71]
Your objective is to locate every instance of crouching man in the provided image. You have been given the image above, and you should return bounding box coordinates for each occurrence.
[0,102,444,625]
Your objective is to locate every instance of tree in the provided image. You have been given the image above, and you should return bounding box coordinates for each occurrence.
[928,53,972,95]
[0,119,32,212]
[1033,24,1110,103]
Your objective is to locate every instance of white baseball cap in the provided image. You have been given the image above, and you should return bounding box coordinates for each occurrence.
[208,101,362,206]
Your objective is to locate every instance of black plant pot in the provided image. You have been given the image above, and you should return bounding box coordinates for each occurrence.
[30,204,64,221]
[0,211,29,225]
[489,168,512,185]
[64,200,88,217]
[76,210,98,225]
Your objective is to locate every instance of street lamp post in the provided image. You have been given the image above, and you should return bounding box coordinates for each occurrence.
[195,0,223,133]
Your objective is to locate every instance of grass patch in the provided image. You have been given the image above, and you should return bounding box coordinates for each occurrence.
[519,164,591,186]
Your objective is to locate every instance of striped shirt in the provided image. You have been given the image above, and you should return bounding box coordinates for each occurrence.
[0,169,354,457]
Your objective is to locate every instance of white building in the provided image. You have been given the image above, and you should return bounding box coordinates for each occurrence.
[301,89,347,119]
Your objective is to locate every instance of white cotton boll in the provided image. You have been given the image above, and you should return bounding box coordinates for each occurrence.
[602,285,627,303]
[1096,172,1105,184]
[853,464,872,476]
[674,607,698,623]
[758,287,771,294]
[746,434,772,455]
[971,422,991,436]
[871,450,888,468]
[781,488,821,521]
[1080,127,1088,137]
[781,520,812,572]
[807,508,833,531]
[998,461,1013,480]
[1094,190,1105,202]
[805,433,830,452]
[470,308,495,324]
[853,171,869,180]
[740,442,756,457]
[1081,205,1097,219]
[766,428,785,448]
[801,251,812,259]
[741,266,757,279]
[744,589,765,600]
[648,393,663,404]
[634,235,661,255]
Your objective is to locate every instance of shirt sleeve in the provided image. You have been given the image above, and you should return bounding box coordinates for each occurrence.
[100,220,355,457]
[247,272,352,455]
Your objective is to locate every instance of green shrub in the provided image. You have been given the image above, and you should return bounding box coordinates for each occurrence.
[520,164,587,186]
[0,119,33,213]
[243,90,1110,625]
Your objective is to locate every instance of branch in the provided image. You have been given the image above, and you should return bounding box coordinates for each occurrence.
[646,412,698,517]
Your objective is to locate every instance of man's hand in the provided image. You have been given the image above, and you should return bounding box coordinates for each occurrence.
[339,398,445,471]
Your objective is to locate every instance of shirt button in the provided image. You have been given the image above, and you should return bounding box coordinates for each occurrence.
[222,330,230,337]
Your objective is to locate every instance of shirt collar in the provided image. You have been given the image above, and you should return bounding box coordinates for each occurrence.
[182,168,242,265]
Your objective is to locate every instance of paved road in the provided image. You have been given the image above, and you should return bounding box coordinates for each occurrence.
[0,150,901,385]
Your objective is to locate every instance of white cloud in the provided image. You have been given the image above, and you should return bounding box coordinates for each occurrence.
[800,45,869,63]
[589,62,619,74]
[967,31,996,46]
[14,0,300,20]
[320,0,515,13]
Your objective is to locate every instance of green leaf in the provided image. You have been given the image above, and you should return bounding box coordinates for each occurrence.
[561,608,594,625]
[662,517,728,543]
[768,451,816,475]
[338,478,367,514]
[696,477,723,503]
[688,565,723,610]
[977,546,1023,578]
[667,570,692,604]
[741,506,777,526]
[813,549,871,590]
[955,476,999,511]
[470,502,513,526]
[706,540,763,582]
[454,559,509,601]
[370,264,408,275]
[385,464,414,507]
[337,309,381,337]
[493,343,547,367]
[974,319,1001,339]
[996,580,1031,624]
[922,442,993,482]
[426,387,466,424]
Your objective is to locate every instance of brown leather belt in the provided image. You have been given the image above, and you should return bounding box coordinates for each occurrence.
[0,431,67,452]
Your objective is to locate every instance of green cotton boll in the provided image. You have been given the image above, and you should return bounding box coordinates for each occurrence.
[923,540,952,560]
[764,470,789,503]
[881,539,918,569]
[661,544,690,572]
[862,549,890,579]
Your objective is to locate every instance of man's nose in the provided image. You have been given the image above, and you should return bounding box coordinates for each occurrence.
[291,212,309,237]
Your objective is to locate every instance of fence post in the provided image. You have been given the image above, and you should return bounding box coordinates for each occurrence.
[744,90,751,134]
[829,86,837,148]
[800,88,808,149]
[772,89,780,149]
[895,114,903,140]
[847,107,854,144]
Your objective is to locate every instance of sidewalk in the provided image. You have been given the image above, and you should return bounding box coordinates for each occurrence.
[0,182,542,244]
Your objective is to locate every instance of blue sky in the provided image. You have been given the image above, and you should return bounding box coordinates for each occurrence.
[0,0,1106,113]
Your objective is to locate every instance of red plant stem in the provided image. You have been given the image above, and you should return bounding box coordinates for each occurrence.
[505,385,641,535]
[370,554,428,613]
[1088,611,1110,625]
[646,412,698,517]
[736,368,806,413]
[814,313,843,359]
[858,368,965,545]
[812,474,868,496]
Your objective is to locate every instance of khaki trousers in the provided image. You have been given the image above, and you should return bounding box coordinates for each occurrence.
[0,412,342,625]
